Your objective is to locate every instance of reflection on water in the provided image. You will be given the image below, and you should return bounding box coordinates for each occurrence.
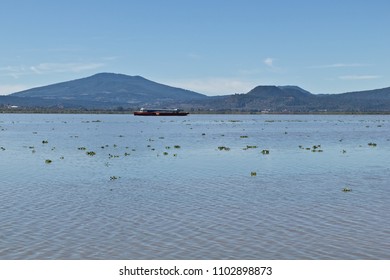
[0,114,389,259]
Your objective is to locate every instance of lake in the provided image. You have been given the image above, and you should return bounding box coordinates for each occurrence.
[0,114,389,259]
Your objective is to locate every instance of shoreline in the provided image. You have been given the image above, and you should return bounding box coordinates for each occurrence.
[1,108,390,115]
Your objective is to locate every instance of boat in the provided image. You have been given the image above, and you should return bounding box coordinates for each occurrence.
[133,108,189,116]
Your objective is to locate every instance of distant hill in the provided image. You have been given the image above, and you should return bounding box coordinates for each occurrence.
[7,73,206,108]
[1,72,389,112]
[191,86,390,113]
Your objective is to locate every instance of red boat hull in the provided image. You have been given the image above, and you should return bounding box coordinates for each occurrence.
[134,111,189,116]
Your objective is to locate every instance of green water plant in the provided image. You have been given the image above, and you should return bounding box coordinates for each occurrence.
[86,151,96,156]
[108,154,120,158]
[45,159,52,164]
[251,171,257,176]
[246,145,258,149]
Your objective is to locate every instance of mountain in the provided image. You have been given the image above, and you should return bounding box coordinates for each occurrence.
[201,86,390,112]
[7,73,206,108]
[193,85,317,112]
[1,73,389,112]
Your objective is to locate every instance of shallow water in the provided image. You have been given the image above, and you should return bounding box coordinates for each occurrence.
[0,114,389,259]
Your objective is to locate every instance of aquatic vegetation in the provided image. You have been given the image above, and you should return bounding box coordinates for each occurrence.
[174,145,181,149]
[173,153,177,157]
[240,135,248,138]
[45,159,52,164]
[86,151,96,156]
[300,144,323,152]
[163,152,169,155]
[246,145,258,149]
[108,154,120,158]
[261,149,270,154]
[251,171,257,176]
[217,146,230,151]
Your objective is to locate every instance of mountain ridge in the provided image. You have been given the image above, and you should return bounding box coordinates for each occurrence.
[2,72,390,112]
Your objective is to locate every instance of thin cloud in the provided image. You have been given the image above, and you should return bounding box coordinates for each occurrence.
[165,77,257,95]
[0,84,29,95]
[1,62,104,77]
[30,62,104,73]
[264,57,274,68]
[339,75,381,80]
[309,63,369,69]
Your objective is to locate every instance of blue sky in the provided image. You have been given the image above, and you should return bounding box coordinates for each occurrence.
[1,0,389,95]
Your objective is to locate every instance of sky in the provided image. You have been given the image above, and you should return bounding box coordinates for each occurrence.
[1,0,389,96]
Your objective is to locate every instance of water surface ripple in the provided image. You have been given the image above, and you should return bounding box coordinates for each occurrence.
[0,114,389,259]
